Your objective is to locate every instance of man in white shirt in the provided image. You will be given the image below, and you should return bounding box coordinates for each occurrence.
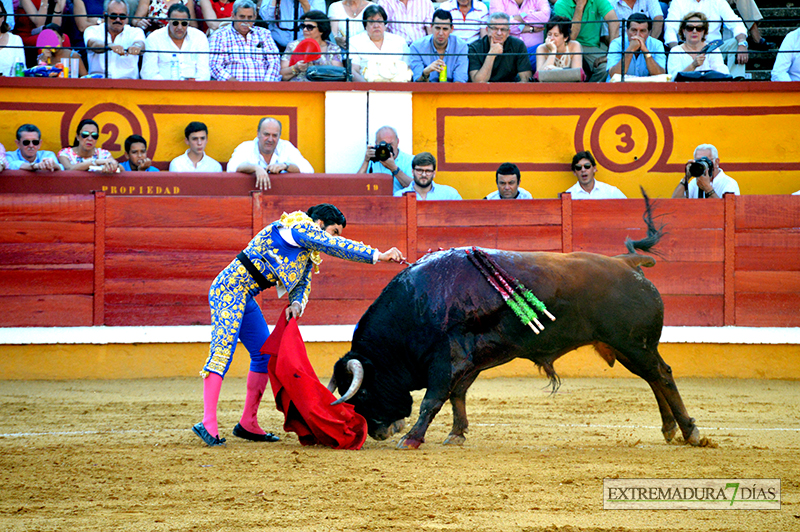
[170,122,223,172]
[227,117,314,190]
[141,3,210,81]
[485,163,533,199]
[84,0,146,79]
[664,0,749,78]
[671,143,740,198]
[565,151,626,199]
[772,27,800,82]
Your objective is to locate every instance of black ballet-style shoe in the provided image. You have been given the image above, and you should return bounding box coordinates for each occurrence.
[232,423,280,442]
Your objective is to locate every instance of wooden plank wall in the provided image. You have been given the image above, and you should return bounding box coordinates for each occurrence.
[1,193,797,328]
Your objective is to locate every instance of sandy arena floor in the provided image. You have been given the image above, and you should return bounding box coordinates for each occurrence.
[1,376,798,531]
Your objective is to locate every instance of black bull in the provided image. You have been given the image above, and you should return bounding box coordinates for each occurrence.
[330,221,701,450]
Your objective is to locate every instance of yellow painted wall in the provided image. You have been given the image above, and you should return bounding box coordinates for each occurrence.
[1,342,798,381]
[414,89,800,199]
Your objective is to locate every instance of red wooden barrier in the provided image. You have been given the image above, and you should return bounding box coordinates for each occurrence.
[1,191,798,328]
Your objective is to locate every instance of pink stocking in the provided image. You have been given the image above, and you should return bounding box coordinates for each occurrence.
[202,372,224,438]
[239,371,270,435]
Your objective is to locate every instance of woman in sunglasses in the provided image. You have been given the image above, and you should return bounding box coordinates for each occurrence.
[280,10,342,81]
[667,12,730,77]
[58,119,120,173]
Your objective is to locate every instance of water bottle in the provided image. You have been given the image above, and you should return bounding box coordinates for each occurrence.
[170,54,180,80]
[438,63,447,83]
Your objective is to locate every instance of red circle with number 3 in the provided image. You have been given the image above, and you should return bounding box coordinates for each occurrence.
[589,106,657,173]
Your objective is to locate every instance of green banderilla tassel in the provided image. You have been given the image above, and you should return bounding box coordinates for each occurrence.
[521,288,556,322]
[512,292,544,331]
[506,297,539,334]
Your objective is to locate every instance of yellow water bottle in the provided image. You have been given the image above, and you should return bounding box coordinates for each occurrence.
[439,63,447,82]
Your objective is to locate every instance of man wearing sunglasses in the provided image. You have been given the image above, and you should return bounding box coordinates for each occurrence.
[7,124,63,172]
[565,150,626,199]
[85,0,146,79]
[141,3,210,80]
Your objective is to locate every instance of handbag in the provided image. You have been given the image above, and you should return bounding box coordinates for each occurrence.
[306,65,347,82]
[674,71,733,82]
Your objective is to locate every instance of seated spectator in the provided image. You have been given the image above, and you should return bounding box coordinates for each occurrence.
[667,12,730,77]
[227,117,314,191]
[356,125,413,194]
[468,12,533,83]
[394,152,462,200]
[771,27,800,82]
[133,0,198,34]
[58,119,119,173]
[0,3,25,76]
[378,0,433,46]
[489,0,550,71]
[0,142,6,171]
[209,0,281,81]
[485,162,533,199]
[71,0,107,48]
[141,3,210,80]
[552,0,618,82]
[728,0,768,49]
[260,0,326,50]
[169,121,223,172]
[14,0,67,65]
[6,124,63,171]
[121,135,159,171]
[349,5,410,81]
[197,0,234,34]
[565,150,626,199]
[328,0,374,49]
[439,0,487,44]
[534,15,583,78]
[409,9,469,83]
[604,0,662,40]
[606,13,665,80]
[665,0,747,78]
[35,23,87,76]
[1,0,14,32]
[84,0,146,79]
[280,10,343,81]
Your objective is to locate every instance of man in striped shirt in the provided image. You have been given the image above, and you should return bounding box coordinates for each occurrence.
[209,0,281,81]
[378,0,434,45]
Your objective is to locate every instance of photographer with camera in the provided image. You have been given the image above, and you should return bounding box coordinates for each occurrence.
[356,125,414,194]
[671,144,740,199]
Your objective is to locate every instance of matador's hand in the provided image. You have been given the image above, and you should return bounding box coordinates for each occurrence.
[378,247,406,263]
[285,302,302,321]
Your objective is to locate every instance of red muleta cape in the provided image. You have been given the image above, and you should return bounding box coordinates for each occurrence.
[263,311,368,450]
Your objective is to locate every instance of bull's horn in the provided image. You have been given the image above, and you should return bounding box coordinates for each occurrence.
[326,375,337,393]
[331,359,363,406]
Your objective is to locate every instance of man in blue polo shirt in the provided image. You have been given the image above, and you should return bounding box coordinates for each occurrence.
[606,13,665,81]
[409,9,469,82]
[394,152,462,200]
[121,135,159,172]
[6,124,63,171]
[357,125,414,194]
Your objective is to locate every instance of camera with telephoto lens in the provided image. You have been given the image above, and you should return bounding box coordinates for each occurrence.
[688,156,713,178]
[370,141,394,162]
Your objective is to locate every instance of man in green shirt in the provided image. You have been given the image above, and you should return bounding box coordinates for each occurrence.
[552,0,619,82]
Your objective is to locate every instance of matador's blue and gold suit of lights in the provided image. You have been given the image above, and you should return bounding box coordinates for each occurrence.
[202,211,377,378]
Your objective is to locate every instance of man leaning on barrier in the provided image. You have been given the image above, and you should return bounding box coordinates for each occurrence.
[485,162,533,199]
[409,9,469,83]
[209,0,280,81]
[227,117,314,191]
[468,12,533,82]
[84,0,146,79]
[6,124,63,172]
[141,3,210,80]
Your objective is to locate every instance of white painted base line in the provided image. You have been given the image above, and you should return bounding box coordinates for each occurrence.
[0,326,798,346]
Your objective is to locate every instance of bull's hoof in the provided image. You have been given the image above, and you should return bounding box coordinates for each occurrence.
[685,427,701,446]
[662,424,678,443]
[443,434,466,446]
[396,436,423,450]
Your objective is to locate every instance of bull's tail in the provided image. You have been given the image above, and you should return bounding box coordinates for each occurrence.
[624,187,665,258]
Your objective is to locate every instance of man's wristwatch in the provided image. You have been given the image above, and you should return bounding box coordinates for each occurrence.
[645,53,652,59]
[737,41,747,48]
[391,167,400,177]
